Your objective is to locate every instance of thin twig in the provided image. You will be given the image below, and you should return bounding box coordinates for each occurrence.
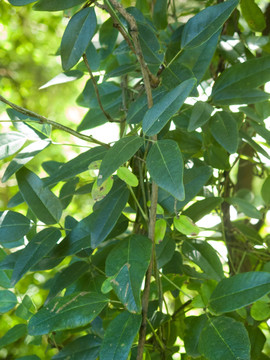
[82,54,121,123]
[107,0,159,98]
[0,94,109,147]
[102,3,160,358]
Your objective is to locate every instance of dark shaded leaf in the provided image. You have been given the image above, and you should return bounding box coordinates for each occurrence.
[184,197,223,222]
[98,136,144,185]
[16,168,62,224]
[11,228,61,285]
[211,55,270,105]
[0,211,31,246]
[210,111,238,154]
[0,324,27,349]
[147,140,184,200]
[105,235,152,313]
[99,311,141,360]
[142,79,196,136]
[182,239,224,281]
[52,334,101,360]
[34,0,85,11]
[61,8,97,70]
[198,316,250,360]
[0,290,17,313]
[45,261,89,304]
[184,315,207,357]
[45,146,107,186]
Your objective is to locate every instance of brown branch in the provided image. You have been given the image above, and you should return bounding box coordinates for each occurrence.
[107,0,159,101]
[0,94,109,148]
[82,54,121,123]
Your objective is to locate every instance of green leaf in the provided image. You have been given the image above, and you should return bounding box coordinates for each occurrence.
[126,88,166,124]
[209,272,270,314]
[174,215,200,236]
[0,324,27,349]
[61,8,97,71]
[251,297,270,321]
[16,167,62,225]
[11,228,61,286]
[210,111,238,154]
[28,292,108,335]
[204,144,231,170]
[117,167,138,187]
[90,179,129,248]
[33,0,85,11]
[99,311,142,360]
[184,197,223,222]
[7,108,50,140]
[15,295,35,320]
[105,235,152,313]
[261,175,270,205]
[45,146,107,186]
[188,102,213,132]
[153,0,167,29]
[146,140,184,200]
[181,0,239,49]
[98,136,143,185]
[8,0,36,5]
[159,164,213,213]
[198,316,250,360]
[0,211,31,246]
[156,235,175,268]
[0,132,26,160]
[39,70,83,89]
[247,327,266,360]
[184,315,207,358]
[211,55,270,105]
[142,79,196,136]
[226,197,262,219]
[92,177,114,202]
[0,290,17,313]
[2,140,51,182]
[240,0,266,32]
[169,30,220,84]
[182,239,224,281]
[45,261,89,304]
[52,334,101,360]
[154,219,167,244]
[137,22,163,65]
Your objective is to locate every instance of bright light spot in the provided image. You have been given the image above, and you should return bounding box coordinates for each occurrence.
[197,214,221,228]
[0,24,7,40]
[83,122,120,144]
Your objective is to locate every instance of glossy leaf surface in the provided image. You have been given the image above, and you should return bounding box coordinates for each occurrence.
[28,292,108,335]
[181,0,239,49]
